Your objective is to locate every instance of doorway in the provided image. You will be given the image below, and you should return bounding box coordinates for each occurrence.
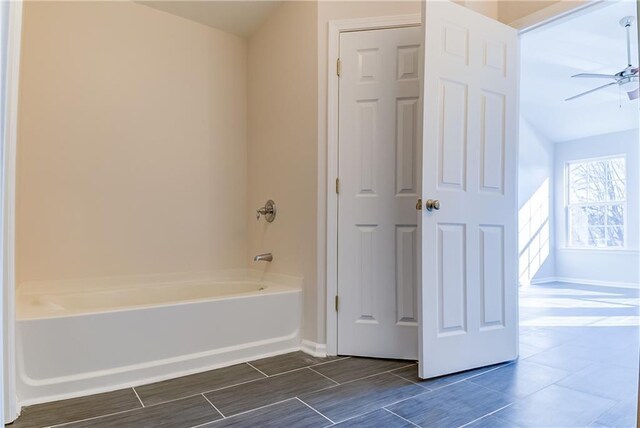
[329,2,521,379]
[336,24,422,360]
[517,1,640,425]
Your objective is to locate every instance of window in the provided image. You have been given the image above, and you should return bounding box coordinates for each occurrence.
[567,156,626,248]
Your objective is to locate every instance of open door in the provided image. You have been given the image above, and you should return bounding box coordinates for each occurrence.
[418,1,519,379]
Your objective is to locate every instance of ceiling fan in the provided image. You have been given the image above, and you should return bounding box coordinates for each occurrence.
[566,16,639,101]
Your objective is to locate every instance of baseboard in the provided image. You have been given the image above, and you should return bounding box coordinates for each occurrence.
[300,340,327,358]
[529,277,559,285]
[530,276,638,289]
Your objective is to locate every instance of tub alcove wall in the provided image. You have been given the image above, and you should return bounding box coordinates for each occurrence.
[15,0,315,405]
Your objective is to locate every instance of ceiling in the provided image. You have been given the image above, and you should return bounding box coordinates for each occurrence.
[138,1,282,38]
[521,1,639,143]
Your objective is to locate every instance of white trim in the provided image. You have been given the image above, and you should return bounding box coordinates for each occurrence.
[300,340,327,358]
[325,13,421,357]
[510,0,611,35]
[564,155,628,250]
[530,276,638,289]
[2,1,22,423]
[556,248,640,256]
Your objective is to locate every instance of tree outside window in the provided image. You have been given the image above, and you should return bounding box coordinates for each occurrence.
[567,156,626,248]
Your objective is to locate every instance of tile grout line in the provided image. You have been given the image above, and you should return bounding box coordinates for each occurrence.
[389,371,431,390]
[252,356,352,379]
[379,366,513,416]
[295,397,336,425]
[34,356,356,428]
[457,402,514,428]
[50,405,146,428]
[384,408,421,427]
[201,393,226,419]
[190,397,301,427]
[246,362,270,378]
[309,356,351,367]
[286,363,420,399]
[44,361,509,428]
[132,387,145,408]
[335,363,418,386]
[308,367,341,385]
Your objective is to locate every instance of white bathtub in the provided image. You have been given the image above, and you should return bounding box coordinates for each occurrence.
[16,271,302,405]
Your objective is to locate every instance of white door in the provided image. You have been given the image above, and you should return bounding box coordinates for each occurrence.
[337,26,422,359]
[419,1,519,378]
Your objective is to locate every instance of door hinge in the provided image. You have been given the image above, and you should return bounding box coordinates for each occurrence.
[336,58,341,77]
[335,177,340,194]
[335,295,339,311]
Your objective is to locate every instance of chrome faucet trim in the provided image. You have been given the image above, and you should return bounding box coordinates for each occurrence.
[256,200,277,222]
[254,253,273,262]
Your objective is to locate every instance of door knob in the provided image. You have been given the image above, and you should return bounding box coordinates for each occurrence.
[425,199,440,211]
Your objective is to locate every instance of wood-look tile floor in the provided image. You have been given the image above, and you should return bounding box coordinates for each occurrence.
[7,282,638,428]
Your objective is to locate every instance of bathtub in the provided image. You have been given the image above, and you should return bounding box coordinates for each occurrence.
[16,270,302,405]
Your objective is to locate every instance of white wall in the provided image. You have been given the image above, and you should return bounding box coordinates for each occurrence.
[17,1,248,284]
[518,118,555,284]
[553,129,640,286]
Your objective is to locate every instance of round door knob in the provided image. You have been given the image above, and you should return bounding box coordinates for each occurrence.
[426,199,440,211]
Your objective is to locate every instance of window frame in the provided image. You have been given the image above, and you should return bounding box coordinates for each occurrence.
[565,154,627,250]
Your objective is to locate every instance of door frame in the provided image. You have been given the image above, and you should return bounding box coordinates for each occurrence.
[2,0,23,422]
[325,14,421,356]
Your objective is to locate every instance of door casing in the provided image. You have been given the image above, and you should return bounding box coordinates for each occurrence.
[325,14,422,357]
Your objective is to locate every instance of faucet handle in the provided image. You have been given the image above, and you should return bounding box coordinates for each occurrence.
[256,200,276,223]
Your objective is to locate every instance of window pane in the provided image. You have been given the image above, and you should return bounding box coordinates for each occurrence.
[569,177,588,203]
[588,227,605,247]
[609,158,625,181]
[606,204,624,227]
[570,205,605,228]
[607,226,624,247]
[588,173,607,202]
[611,179,625,201]
[570,227,588,247]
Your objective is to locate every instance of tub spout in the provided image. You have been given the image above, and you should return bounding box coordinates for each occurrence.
[254,253,273,262]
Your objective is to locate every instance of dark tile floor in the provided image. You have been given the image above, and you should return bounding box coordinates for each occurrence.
[7,282,639,428]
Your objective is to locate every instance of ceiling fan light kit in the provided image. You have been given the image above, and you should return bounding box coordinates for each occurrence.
[566,15,638,102]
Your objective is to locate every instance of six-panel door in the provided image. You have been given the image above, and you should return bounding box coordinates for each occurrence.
[337,26,422,359]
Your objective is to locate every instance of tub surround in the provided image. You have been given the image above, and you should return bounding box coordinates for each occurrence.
[16,270,303,406]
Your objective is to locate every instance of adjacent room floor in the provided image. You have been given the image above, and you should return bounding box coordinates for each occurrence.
[8,281,639,428]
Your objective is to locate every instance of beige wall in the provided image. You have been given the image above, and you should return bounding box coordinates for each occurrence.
[17,1,248,283]
[16,0,569,344]
[247,2,319,341]
[497,0,560,24]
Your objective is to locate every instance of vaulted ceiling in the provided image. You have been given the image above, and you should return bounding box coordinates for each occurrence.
[521,1,639,142]
[138,1,282,38]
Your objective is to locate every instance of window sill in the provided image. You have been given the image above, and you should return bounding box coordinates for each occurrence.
[558,247,640,255]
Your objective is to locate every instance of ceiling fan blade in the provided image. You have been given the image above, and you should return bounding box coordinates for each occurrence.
[565,82,618,101]
[628,88,639,100]
[571,73,617,79]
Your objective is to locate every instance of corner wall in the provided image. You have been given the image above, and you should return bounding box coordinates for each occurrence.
[553,129,640,286]
[17,1,248,284]
[247,1,319,342]
[518,118,555,285]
